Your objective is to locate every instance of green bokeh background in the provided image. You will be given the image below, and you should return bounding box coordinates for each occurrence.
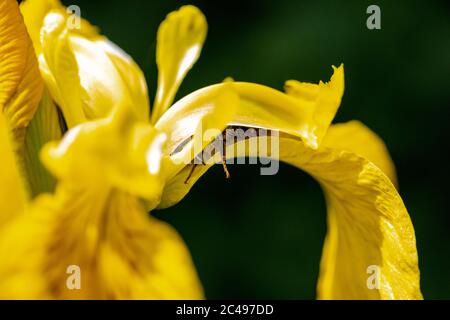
[62,0,450,299]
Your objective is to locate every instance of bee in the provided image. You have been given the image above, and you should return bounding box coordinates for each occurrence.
[170,125,276,184]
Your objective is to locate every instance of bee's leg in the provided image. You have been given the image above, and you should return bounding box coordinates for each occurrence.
[184,149,208,184]
[184,164,197,184]
[221,156,230,179]
[221,132,231,179]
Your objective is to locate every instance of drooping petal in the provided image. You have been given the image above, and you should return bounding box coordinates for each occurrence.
[321,120,397,187]
[0,0,43,145]
[151,5,207,124]
[0,113,27,228]
[288,135,420,299]
[156,121,421,299]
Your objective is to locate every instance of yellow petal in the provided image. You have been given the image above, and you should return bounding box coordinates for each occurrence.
[0,113,27,228]
[20,0,99,55]
[68,34,141,121]
[40,10,86,127]
[0,185,203,299]
[157,122,422,299]
[157,65,344,158]
[20,0,63,54]
[151,5,207,124]
[37,7,149,127]
[156,82,239,181]
[156,67,343,207]
[291,137,420,299]
[0,0,43,145]
[322,120,397,187]
[41,103,165,205]
[99,39,150,120]
[0,100,202,298]
[284,65,344,147]
[23,89,62,197]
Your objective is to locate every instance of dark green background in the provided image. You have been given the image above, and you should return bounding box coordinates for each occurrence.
[62,0,450,299]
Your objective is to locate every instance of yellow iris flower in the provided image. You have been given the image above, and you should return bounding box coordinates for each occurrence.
[0,0,422,299]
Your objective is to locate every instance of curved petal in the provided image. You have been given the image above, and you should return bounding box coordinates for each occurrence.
[156,65,344,154]
[157,122,421,299]
[0,0,43,145]
[0,113,27,228]
[155,67,343,204]
[151,5,207,124]
[284,65,344,148]
[321,121,397,187]
[156,83,239,181]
